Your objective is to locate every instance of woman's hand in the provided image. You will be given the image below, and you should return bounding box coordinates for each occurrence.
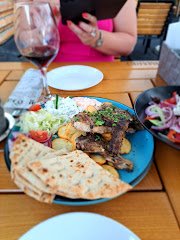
[67,13,101,48]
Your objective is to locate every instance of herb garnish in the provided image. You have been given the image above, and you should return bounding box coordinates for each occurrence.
[94,120,105,126]
[95,134,102,141]
[89,106,129,126]
[73,116,79,122]
[55,95,59,109]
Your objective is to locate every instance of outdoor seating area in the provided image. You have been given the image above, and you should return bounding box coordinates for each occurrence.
[0,1,179,240]
[0,0,179,61]
[137,0,175,53]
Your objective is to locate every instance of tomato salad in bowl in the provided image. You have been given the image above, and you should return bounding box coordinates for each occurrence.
[144,91,180,144]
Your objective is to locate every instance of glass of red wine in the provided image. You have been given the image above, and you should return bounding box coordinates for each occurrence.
[14,2,60,101]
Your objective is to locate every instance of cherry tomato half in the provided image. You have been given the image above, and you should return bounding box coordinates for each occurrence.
[29,130,50,143]
[164,91,177,105]
[29,104,41,111]
[167,130,180,143]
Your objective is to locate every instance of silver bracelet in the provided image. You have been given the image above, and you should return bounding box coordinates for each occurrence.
[94,31,103,48]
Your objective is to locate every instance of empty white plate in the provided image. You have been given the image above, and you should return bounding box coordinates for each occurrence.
[19,212,140,240]
[47,65,104,91]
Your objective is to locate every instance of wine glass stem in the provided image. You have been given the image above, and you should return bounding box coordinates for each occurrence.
[40,67,51,100]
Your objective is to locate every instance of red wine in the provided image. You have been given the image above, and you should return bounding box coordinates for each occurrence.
[24,46,58,68]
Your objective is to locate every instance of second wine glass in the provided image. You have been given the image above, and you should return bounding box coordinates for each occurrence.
[14,2,60,102]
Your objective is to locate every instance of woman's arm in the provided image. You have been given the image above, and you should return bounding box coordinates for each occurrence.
[101,0,137,56]
[67,0,137,56]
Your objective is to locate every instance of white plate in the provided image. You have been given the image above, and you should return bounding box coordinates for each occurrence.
[0,112,15,142]
[47,65,104,91]
[19,212,140,240]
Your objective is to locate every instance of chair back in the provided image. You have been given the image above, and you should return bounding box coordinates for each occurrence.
[137,0,174,36]
[0,1,14,45]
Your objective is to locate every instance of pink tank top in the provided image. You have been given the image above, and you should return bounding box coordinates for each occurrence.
[54,19,114,62]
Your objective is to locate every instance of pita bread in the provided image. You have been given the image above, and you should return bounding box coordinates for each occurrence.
[10,134,131,202]
[14,168,52,194]
[28,150,132,199]
[10,134,69,202]
[13,171,44,196]
[13,171,55,203]
[10,134,69,165]
[10,134,55,194]
[10,134,54,167]
[24,186,55,203]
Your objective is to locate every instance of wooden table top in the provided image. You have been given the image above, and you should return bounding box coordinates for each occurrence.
[0,61,179,240]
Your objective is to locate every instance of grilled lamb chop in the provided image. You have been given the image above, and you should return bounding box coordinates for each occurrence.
[128,115,144,131]
[105,154,133,171]
[76,134,133,171]
[108,120,130,155]
[73,104,132,133]
[72,104,142,172]
[73,112,94,132]
[73,108,117,134]
[73,121,112,134]
[73,121,91,133]
[76,134,106,154]
[99,104,142,132]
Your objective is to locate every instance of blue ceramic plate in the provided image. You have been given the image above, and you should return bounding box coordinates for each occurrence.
[4,97,154,206]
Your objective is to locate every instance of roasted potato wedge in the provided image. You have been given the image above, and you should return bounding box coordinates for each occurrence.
[102,164,119,178]
[119,138,131,154]
[65,122,77,139]
[103,102,112,107]
[89,154,106,165]
[58,125,68,139]
[86,105,97,113]
[52,138,74,152]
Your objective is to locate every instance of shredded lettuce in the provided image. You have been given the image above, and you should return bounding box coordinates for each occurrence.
[18,109,67,135]
[18,97,81,135]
